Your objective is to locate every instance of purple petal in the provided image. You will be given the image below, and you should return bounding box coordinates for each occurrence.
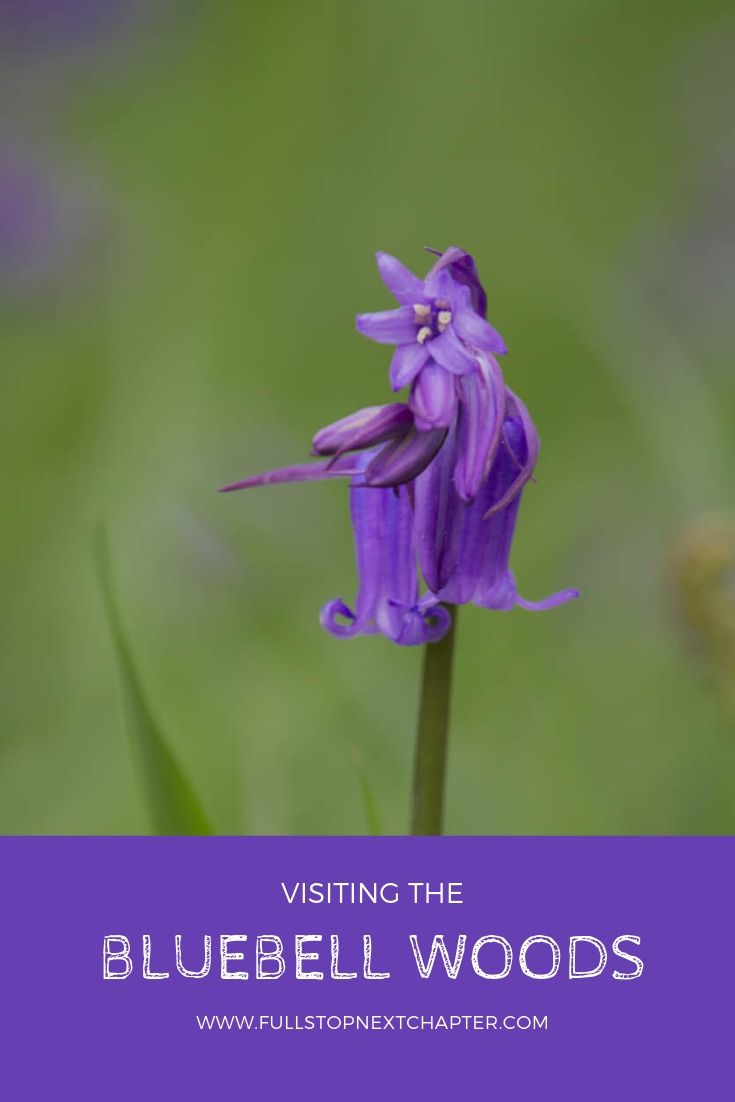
[465,417,543,610]
[375,251,424,305]
[385,599,452,646]
[428,325,477,375]
[320,598,377,638]
[454,296,507,355]
[350,456,416,632]
[218,453,358,493]
[423,605,453,643]
[422,268,459,307]
[363,425,447,487]
[454,353,506,503]
[444,422,526,606]
[311,403,413,457]
[425,246,488,317]
[471,570,519,611]
[389,342,430,390]
[414,420,466,593]
[516,588,580,611]
[409,362,457,429]
[482,388,539,518]
[321,454,439,645]
[355,307,416,345]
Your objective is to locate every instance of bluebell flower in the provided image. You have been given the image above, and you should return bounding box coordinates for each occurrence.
[320,452,451,645]
[220,246,578,644]
[416,412,578,613]
[356,248,506,436]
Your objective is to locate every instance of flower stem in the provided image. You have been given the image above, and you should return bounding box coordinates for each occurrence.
[410,608,458,835]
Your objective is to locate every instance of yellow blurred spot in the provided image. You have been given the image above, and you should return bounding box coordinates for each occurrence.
[668,514,735,716]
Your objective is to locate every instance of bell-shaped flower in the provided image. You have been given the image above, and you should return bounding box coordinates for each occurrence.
[321,452,451,645]
[415,411,578,612]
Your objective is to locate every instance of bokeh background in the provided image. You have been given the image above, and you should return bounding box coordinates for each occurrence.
[2,0,735,834]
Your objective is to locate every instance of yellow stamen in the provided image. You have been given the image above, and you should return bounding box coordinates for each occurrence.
[413,303,431,323]
[437,310,452,333]
[417,326,432,344]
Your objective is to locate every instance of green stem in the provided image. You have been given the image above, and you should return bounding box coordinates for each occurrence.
[410,608,458,835]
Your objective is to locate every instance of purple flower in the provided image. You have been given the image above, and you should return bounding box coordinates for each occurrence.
[415,411,578,612]
[356,248,506,433]
[219,403,446,493]
[356,248,514,504]
[220,246,578,645]
[320,452,451,646]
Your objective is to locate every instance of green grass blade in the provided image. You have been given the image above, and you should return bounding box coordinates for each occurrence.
[94,524,213,835]
[354,750,382,835]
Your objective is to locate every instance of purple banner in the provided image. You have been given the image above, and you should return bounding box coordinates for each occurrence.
[1,837,730,1098]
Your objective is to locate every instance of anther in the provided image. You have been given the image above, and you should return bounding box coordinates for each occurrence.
[413,303,431,323]
[417,326,433,344]
[437,310,452,332]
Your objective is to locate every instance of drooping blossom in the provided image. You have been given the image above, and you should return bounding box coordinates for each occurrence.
[221,246,578,645]
[415,413,578,613]
[320,452,451,645]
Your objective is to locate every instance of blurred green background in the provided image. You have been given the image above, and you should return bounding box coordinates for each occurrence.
[2,0,734,834]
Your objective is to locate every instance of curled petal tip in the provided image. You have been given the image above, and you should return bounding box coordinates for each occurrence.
[422,602,453,643]
[321,597,362,638]
[516,588,581,612]
[385,598,453,646]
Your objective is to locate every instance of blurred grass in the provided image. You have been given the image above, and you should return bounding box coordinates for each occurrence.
[94,522,213,834]
[1,0,734,833]
[355,751,383,837]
